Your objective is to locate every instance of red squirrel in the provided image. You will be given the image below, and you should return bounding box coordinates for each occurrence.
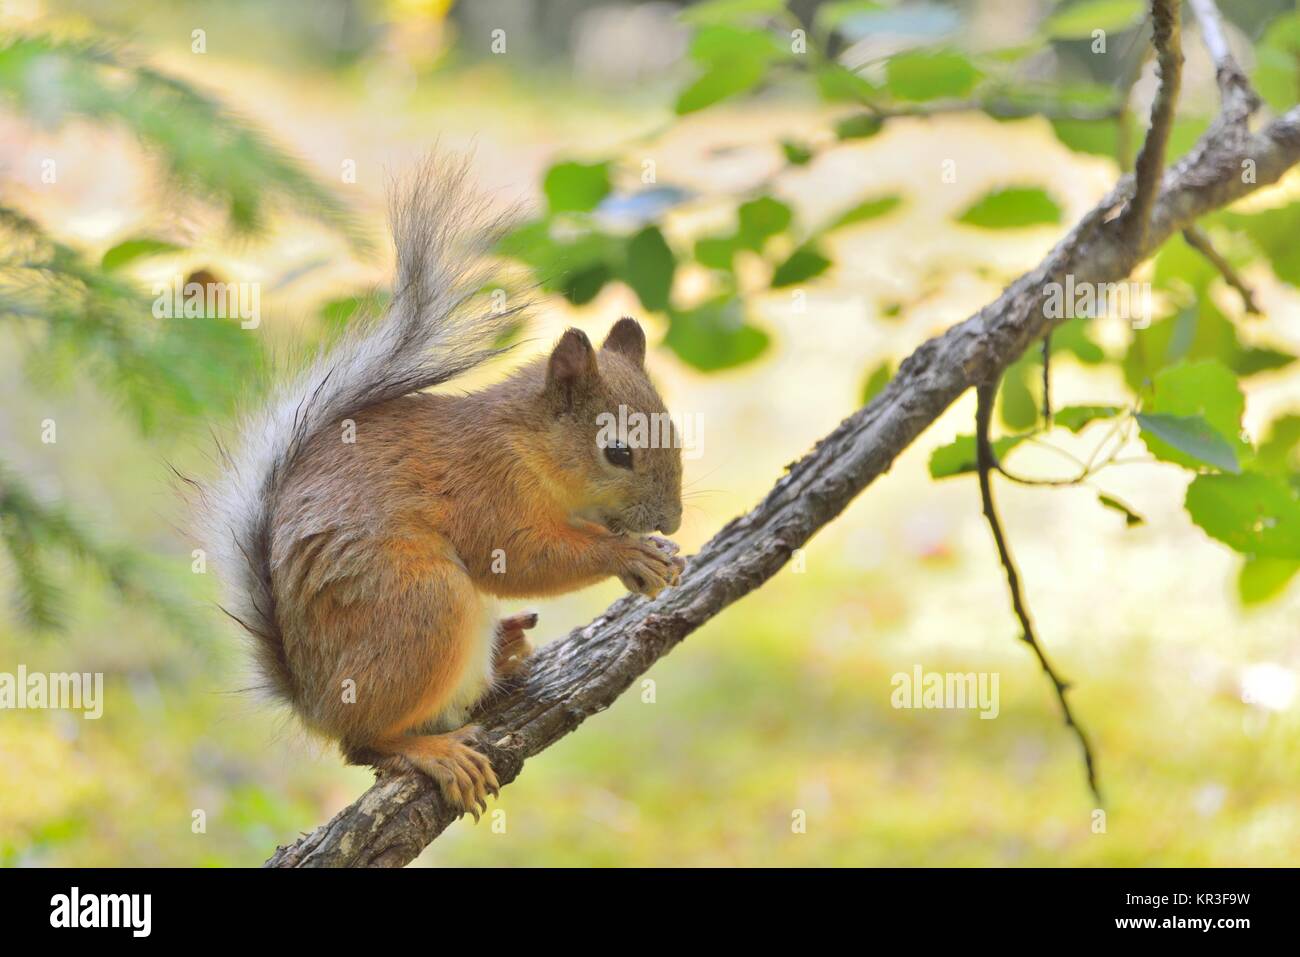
[198,157,684,818]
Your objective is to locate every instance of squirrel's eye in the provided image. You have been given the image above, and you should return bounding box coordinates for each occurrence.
[604,441,633,470]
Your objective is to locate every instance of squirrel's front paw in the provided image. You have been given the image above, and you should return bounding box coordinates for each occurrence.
[614,535,686,598]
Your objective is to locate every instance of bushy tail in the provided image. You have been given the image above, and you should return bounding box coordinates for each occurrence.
[196,155,522,701]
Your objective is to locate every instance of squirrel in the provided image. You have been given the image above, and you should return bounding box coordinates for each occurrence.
[197,157,685,819]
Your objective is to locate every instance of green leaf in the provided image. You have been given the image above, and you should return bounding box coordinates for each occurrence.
[1054,404,1122,433]
[562,263,613,305]
[688,23,783,62]
[1044,0,1143,39]
[101,237,183,271]
[543,161,611,214]
[695,235,742,271]
[676,59,768,113]
[1124,298,1295,390]
[1186,472,1300,559]
[781,139,814,165]
[665,299,770,371]
[929,433,1027,479]
[622,226,676,312]
[815,64,879,103]
[998,355,1039,430]
[1049,117,1119,158]
[1137,413,1240,473]
[861,359,894,404]
[675,25,782,114]
[1051,317,1106,364]
[1238,555,1300,605]
[885,50,981,102]
[495,220,628,300]
[956,186,1061,229]
[1150,356,1245,421]
[826,194,902,232]
[1256,413,1300,477]
[1138,359,1248,471]
[1098,493,1144,527]
[1254,13,1300,113]
[1256,42,1300,115]
[834,114,885,140]
[691,198,792,276]
[771,244,831,287]
[737,196,793,248]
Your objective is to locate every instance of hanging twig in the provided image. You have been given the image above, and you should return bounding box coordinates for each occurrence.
[975,383,1102,803]
[1182,224,1261,313]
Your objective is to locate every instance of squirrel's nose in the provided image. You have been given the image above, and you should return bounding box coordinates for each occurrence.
[657,507,682,535]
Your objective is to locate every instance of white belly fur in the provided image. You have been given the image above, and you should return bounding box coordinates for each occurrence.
[430,593,497,731]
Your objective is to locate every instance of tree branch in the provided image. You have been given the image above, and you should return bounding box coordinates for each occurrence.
[975,382,1101,803]
[1121,0,1182,252]
[1188,0,1261,123]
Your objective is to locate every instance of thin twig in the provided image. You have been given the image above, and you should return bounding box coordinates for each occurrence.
[1040,333,1052,423]
[996,416,1137,487]
[1188,0,1261,121]
[1083,414,1133,475]
[994,466,1080,488]
[975,383,1102,804]
[1182,224,1261,313]
[1122,0,1182,252]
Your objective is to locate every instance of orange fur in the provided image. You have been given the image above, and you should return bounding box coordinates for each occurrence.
[266,320,684,817]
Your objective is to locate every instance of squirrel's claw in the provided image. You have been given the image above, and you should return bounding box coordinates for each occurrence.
[615,535,685,598]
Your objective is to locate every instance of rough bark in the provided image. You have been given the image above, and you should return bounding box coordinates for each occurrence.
[265,99,1300,867]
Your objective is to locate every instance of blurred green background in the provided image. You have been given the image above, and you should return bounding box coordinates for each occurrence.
[3,0,1300,866]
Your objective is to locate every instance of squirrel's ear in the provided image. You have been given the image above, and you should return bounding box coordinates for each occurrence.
[601,316,646,367]
[546,328,599,410]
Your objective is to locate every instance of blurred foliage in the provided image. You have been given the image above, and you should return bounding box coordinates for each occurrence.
[0,29,360,636]
[0,34,368,247]
[491,0,1300,604]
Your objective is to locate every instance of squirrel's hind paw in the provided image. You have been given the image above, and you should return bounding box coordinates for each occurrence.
[393,728,500,821]
[494,612,538,676]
